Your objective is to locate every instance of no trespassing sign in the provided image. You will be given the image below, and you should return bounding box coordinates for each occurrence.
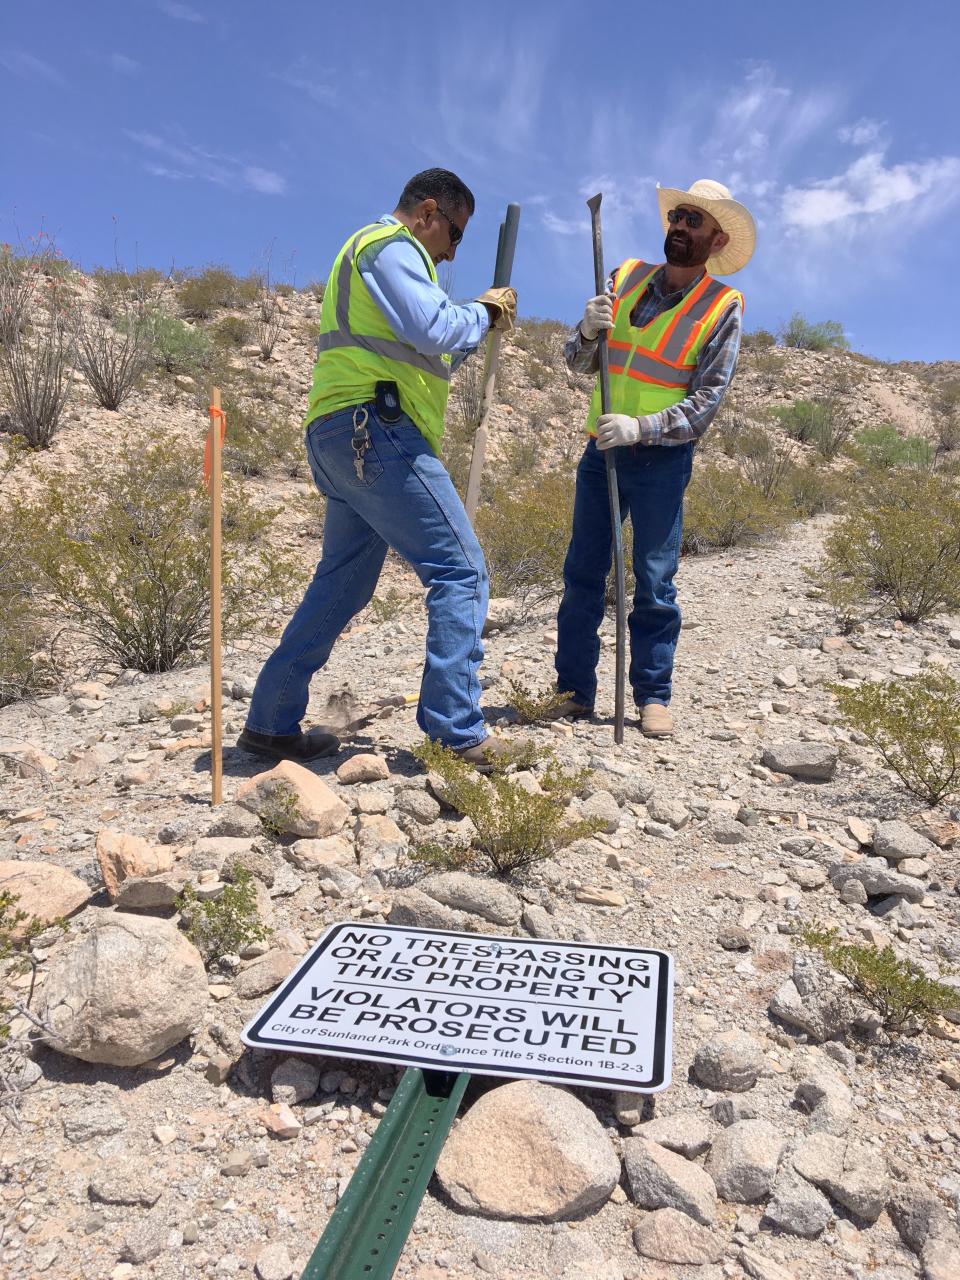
[241,922,673,1092]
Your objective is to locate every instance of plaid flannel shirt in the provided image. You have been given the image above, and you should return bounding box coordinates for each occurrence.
[565,264,742,446]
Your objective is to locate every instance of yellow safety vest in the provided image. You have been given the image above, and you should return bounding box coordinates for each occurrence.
[305,221,452,452]
[585,260,743,435]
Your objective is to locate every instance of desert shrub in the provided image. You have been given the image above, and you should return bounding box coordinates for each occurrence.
[74,290,153,410]
[802,928,957,1030]
[780,312,850,352]
[848,423,933,470]
[219,393,303,478]
[511,317,567,367]
[450,354,485,433]
[0,238,74,448]
[817,468,960,624]
[681,463,788,554]
[742,328,776,350]
[212,314,251,348]
[731,427,795,498]
[932,381,960,453]
[475,470,574,608]
[6,435,303,672]
[176,867,271,963]
[830,670,960,804]
[411,739,601,877]
[178,266,258,320]
[366,587,417,623]
[307,280,326,302]
[505,680,575,725]
[255,279,288,359]
[524,354,552,390]
[150,313,212,374]
[781,464,847,517]
[773,397,853,460]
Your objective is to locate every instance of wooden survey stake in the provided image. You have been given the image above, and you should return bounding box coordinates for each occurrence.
[208,387,224,806]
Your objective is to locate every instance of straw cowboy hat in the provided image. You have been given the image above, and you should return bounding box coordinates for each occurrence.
[656,179,756,275]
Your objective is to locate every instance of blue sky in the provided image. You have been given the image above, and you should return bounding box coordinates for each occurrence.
[2,0,958,360]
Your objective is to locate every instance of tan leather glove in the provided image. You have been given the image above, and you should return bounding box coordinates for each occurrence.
[476,286,517,332]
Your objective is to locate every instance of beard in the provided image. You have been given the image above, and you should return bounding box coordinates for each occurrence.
[664,230,712,268]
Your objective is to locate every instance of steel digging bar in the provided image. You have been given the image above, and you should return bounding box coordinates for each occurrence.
[586,193,626,745]
[464,202,521,524]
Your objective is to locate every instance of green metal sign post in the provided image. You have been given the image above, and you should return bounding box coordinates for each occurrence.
[299,1067,468,1279]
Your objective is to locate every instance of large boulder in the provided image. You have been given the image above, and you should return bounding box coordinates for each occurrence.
[40,910,207,1066]
[435,1081,619,1220]
[706,1119,784,1203]
[420,872,521,925]
[0,861,90,936]
[236,760,349,838]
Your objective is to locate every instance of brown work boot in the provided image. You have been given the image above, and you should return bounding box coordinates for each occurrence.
[640,703,674,738]
[452,734,529,772]
[543,696,593,722]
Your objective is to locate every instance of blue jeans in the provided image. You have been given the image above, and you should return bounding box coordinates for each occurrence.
[555,438,693,709]
[246,405,489,750]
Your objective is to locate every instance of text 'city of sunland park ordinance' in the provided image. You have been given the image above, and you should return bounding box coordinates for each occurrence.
[242,923,674,1091]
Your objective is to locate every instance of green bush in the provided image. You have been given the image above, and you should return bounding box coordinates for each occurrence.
[731,427,795,498]
[848,423,933,470]
[176,867,271,963]
[6,435,304,672]
[219,393,302,478]
[149,313,212,374]
[933,380,960,453]
[178,266,258,320]
[505,679,575,725]
[742,328,776,350]
[411,739,601,877]
[212,314,251,348]
[773,398,853,460]
[817,468,960,624]
[781,464,847,517]
[475,470,574,608]
[0,890,47,1044]
[780,312,850,352]
[802,928,957,1030]
[681,463,788,554]
[830,670,960,804]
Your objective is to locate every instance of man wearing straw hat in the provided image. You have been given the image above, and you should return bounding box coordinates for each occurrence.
[552,179,756,738]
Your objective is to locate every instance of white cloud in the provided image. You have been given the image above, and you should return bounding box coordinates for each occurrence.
[158,1,206,21]
[0,48,65,85]
[243,166,287,196]
[782,150,960,229]
[838,117,884,146]
[110,53,140,76]
[124,130,286,196]
[542,211,582,236]
[272,59,336,107]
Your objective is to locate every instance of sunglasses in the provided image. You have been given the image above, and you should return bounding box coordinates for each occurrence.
[435,204,464,247]
[667,207,710,230]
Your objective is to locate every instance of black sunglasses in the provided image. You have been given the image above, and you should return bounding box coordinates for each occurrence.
[435,204,464,247]
[667,207,709,230]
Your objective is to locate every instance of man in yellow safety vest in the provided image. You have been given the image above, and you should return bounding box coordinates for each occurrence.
[239,169,516,767]
[552,179,756,738]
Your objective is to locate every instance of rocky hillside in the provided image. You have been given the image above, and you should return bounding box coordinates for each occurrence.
[1,270,959,1280]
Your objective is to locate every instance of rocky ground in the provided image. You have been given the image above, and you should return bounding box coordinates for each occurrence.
[2,509,960,1280]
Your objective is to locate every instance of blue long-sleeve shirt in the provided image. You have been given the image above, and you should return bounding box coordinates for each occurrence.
[565,264,742,446]
[357,215,489,369]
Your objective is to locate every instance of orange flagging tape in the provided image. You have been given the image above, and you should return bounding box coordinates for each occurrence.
[203,405,227,489]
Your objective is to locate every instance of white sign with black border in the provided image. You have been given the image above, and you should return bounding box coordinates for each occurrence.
[241,922,673,1092]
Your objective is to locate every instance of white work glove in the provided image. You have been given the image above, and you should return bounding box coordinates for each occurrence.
[579,292,614,340]
[595,413,640,450]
